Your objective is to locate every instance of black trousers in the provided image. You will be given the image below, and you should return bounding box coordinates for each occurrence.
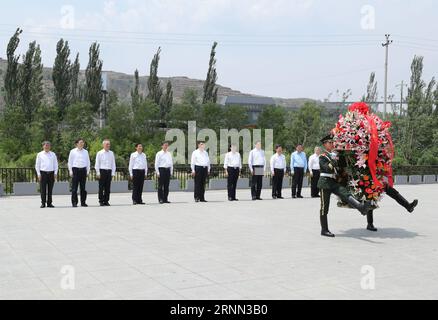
[251,166,263,199]
[311,169,321,197]
[227,167,240,200]
[98,169,112,204]
[40,171,55,205]
[292,167,305,197]
[158,167,171,202]
[272,169,285,198]
[194,166,208,201]
[132,169,145,203]
[71,167,87,206]
[367,210,374,225]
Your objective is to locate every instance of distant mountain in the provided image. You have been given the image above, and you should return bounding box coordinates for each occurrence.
[0,57,313,110]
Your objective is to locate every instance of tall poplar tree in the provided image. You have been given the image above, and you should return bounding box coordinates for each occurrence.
[4,28,23,107]
[203,42,219,104]
[52,39,72,118]
[147,47,162,105]
[19,41,44,124]
[85,42,103,112]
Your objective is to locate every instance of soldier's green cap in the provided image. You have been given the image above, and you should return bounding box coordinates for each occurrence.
[320,134,334,144]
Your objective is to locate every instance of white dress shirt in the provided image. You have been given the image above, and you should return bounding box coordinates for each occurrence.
[308,153,321,171]
[95,149,116,176]
[35,151,59,176]
[191,149,211,172]
[224,152,242,169]
[155,150,174,175]
[248,148,266,172]
[270,153,287,173]
[128,152,148,177]
[68,148,91,175]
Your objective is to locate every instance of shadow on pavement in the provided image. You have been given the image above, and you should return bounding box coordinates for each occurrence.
[337,228,420,243]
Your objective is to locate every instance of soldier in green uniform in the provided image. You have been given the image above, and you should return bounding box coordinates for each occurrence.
[318,134,372,237]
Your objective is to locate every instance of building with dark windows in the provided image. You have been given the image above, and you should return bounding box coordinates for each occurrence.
[219,95,277,126]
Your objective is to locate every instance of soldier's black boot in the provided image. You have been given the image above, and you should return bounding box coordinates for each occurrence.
[320,215,335,238]
[347,196,372,216]
[366,211,378,232]
[386,187,418,213]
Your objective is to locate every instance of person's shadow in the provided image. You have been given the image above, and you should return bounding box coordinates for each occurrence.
[336,228,420,243]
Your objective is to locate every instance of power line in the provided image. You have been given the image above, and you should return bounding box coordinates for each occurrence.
[0,30,382,47]
[0,22,386,38]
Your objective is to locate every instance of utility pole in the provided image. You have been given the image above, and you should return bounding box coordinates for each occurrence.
[396,80,407,116]
[382,34,393,119]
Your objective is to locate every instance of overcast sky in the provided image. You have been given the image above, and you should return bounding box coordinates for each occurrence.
[1,0,437,101]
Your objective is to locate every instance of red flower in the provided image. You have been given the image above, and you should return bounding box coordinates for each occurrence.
[365,188,373,194]
[348,102,370,115]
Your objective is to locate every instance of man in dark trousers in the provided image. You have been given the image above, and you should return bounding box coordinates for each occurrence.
[248,141,266,201]
[155,141,174,204]
[318,134,372,237]
[270,144,287,199]
[308,147,321,198]
[35,141,58,208]
[68,138,91,207]
[290,144,307,198]
[191,141,211,202]
[129,143,148,205]
[224,144,242,201]
[95,139,116,206]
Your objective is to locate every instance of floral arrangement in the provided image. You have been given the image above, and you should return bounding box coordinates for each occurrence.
[332,102,394,206]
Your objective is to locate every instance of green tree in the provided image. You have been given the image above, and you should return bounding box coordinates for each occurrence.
[223,105,248,129]
[29,104,59,152]
[198,102,224,132]
[0,106,29,161]
[85,42,103,112]
[4,28,23,107]
[182,88,200,111]
[284,102,324,150]
[362,72,378,111]
[257,105,286,140]
[19,41,44,124]
[160,80,173,122]
[147,47,162,105]
[71,53,81,103]
[168,102,197,129]
[131,69,142,113]
[53,39,72,118]
[203,42,219,104]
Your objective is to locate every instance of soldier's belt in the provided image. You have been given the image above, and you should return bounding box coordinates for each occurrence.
[320,173,336,179]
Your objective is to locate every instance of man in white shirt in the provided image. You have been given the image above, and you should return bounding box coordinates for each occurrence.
[248,141,266,201]
[155,141,174,204]
[224,144,242,201]
[68,138,91,207]
[308,146,322,198]
[270,144,287,199]
[191,141,210,202]
[129,143,148,205]
[35,141,58,208]
[95,139,116,206]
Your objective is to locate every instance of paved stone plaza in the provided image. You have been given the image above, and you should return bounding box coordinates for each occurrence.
[0,185,437,300]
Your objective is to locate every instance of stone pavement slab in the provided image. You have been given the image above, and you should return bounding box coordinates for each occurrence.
[0,185,437,300]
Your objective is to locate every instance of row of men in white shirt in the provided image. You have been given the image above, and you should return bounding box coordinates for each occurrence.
[35,142,321,179]
[34,139,323,206]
